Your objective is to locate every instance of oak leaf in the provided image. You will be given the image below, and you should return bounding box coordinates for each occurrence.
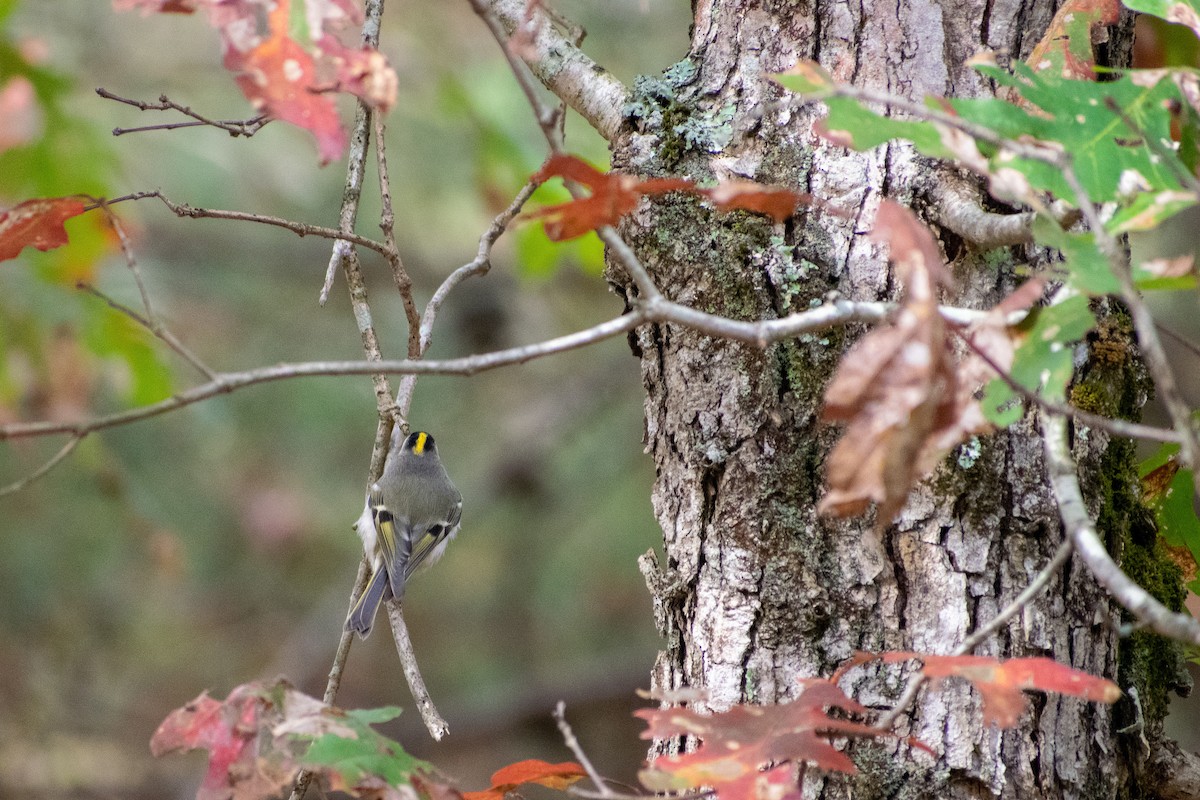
[819,201,954,523]
[0,197,88,262]
[524,154,692,241]
[879,652,1122,727]
[636,678,905,800]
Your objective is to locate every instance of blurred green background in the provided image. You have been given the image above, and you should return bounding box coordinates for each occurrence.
[0,1,690,797]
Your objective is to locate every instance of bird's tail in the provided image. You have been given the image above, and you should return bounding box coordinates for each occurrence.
[345,564,391,638]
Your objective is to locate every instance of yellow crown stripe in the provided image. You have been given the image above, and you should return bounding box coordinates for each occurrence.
[414,432,428,454]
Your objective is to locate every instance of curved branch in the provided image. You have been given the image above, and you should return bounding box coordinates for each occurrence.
[473,0,627,142]
[1041,412,1200,645]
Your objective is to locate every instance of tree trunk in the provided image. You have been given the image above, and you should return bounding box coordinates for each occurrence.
[609,2,1176,798]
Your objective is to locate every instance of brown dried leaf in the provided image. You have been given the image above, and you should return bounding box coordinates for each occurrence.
[819,201,953,524]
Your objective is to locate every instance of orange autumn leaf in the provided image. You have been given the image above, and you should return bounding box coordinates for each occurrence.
[880,652,1122,727]
[525,154,692,241]
[463,759,587,800]
[223,0,347,165]
[0,197,88,262]
[700,180,810,222]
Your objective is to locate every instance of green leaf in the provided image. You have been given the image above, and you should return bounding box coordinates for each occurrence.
[771,61,836,95]
[344,706,404,725]
[981,376,1025,426]
[1008,294,1095,401]
[1122,0,1200,40]
[295,705,427,789]
[1032,216,1119,295]
[1139,444,1200,569]
[1108,189,1198,234]
[303,734,426,787]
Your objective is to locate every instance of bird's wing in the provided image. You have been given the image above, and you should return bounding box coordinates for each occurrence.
[403,500,462,580]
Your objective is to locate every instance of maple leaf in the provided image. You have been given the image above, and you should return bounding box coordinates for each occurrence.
[819,201,955,523]
[223,0,348,165]
[0,197,88,263]
[879,652,1122,727]
[463,759,587,800]
[636,678,905,800]
[918,278,1046,462]
[524,154,693,241]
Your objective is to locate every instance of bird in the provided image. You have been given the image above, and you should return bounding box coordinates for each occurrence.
[345,429,462,638]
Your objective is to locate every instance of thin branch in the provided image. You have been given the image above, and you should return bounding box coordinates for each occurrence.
[371,113,421,358]
[1059,165,1200,501]
[1042,412,1200,644]
[96,87,268,138]
[291,3,396,795]
[470,0,626,142]
[952,326,1183,445]
[1158,324,1200,364]
[86,200,218,378]
[94,191,393,261]
[874,537,1076,729]
[76,282,217,381]
[1,298,1015,442]
[385,600,449,739]
[396,181,538,418]
[554,701,611,795]
[0,436,83,496]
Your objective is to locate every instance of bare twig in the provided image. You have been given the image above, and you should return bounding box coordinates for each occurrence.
[554,701,611,795]
[1042,412,1200,643]
[291,0,403,794]
[76,282,216,381]
[93,191,393,261]
[371,113,421,358]
[395,181,538,418]
[385,600,449,739]
[96,87,268,138]
[0,436,83,496]
[952,327,1183,445]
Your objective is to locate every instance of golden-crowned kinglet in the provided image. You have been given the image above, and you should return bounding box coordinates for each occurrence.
[346,430,462,638]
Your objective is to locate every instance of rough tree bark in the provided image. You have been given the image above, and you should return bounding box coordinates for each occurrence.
[596,2,1187,799]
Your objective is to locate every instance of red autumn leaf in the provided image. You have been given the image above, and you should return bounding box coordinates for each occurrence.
[819,201,954,523]
[0,197,88,262]
[463,759,586,800]
[223,0,347,165]
[880,653,1122,728]
[636,678,912,800]
[701,180,810,222]
[151,685,286,800]
[524,154,693,240]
